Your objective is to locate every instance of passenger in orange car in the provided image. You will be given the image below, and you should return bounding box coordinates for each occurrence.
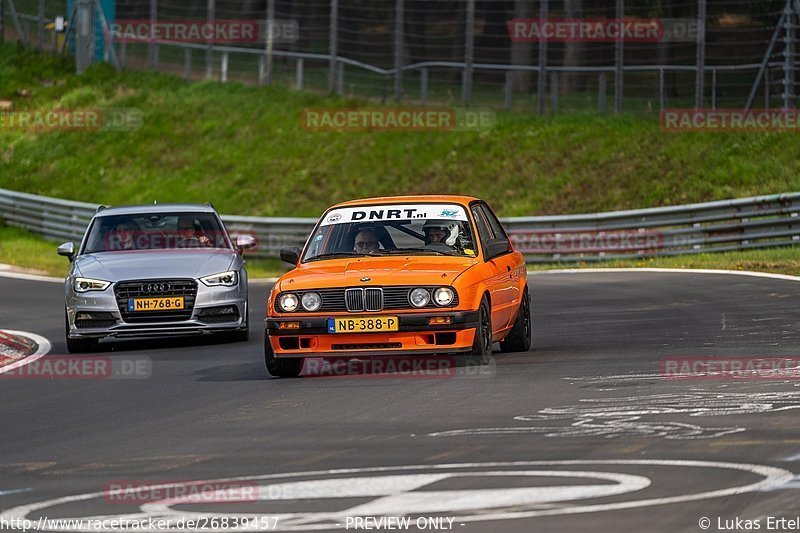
[423,219,458,253]
[423,221,450,245]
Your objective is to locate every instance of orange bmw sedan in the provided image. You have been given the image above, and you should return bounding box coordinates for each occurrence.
[264,195,531,377]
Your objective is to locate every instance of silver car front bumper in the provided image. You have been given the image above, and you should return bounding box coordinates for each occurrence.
[66,281,247,339]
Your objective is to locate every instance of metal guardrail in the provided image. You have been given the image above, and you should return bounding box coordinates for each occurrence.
[1,188,799,263]
[0,188,318,260]
[504,192,800,262]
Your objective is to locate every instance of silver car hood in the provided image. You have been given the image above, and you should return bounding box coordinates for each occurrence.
[75,250,237,281]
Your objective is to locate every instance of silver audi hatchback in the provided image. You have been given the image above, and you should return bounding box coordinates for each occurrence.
[59,203,255,352]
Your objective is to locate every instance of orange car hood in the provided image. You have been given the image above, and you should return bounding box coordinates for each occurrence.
[279,256,478,290]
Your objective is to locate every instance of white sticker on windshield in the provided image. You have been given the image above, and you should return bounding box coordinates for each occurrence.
[320,204,468,226]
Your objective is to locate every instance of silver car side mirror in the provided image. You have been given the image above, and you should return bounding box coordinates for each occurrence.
[57,242,75,262]
[236,234,257,252]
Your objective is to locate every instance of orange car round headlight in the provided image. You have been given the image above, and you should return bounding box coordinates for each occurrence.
[301,292,322,312]
[409,288,431,308]
[433,287,454,306]
[278,293,299,312]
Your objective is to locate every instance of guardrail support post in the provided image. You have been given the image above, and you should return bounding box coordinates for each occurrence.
[258,54,266,85]
[295,58,304,90]
[336,61,344,95]
[220,52,228,82]
[711,68,717,109]
[504,70,513,110]
[659,67,665,111]
[120,41,126,68]
[183,47,191,80]
[550,72,558,112]
[766,68,771,107]
[420,67,428,106]
[598,72,606,112]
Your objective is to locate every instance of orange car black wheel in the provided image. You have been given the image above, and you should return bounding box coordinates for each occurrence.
[465,297,492,366]
[500,286,531,353]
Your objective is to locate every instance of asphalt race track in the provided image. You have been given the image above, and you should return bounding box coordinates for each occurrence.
[2,270,800,532]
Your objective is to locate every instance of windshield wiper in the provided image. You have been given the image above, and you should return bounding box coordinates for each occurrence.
[378,248,457,256]
[306,252,368,262]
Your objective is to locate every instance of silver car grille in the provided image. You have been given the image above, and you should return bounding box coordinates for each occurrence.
[114,279,198,323]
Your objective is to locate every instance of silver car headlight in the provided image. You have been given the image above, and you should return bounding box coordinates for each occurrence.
[73,277,111,293]
[409,288,431,308]
[278,293,299,312]
[433,287,455,306]
[200,271,238,287]
[301,292,322,312]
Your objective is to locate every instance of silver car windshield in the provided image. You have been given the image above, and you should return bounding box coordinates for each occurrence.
[303,203,477,261]
[83,212,231,253]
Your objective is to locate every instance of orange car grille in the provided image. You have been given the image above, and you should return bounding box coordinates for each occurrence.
[309,287,459,312]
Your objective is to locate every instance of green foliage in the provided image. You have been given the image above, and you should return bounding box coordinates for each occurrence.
[1,43,798,221]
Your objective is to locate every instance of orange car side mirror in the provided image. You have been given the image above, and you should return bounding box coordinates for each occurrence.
[280,246,301,265]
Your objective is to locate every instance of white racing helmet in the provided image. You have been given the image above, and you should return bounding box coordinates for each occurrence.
[422,219,459,246]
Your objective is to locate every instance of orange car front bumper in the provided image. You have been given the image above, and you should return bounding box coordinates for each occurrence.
[265,310,479,358]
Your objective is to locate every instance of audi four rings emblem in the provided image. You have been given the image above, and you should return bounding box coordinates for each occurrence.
[142,282,169,293]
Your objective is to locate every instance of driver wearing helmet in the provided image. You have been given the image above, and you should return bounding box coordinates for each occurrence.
[422,219,458,251]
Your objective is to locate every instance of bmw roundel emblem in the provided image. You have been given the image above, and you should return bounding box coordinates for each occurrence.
[327,213,341,223]
[360,277,371,282]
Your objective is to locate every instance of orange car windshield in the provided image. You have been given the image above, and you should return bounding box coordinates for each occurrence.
[303,203,477,261]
